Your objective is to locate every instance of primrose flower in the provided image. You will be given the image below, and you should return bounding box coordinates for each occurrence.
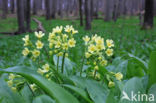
[88,44,96,53]
[105,49,113,56]
[22,35,29,42]
[85,52,91,58]
[68,38,76,47]
[32,49,40,57]
[115,72,123,81]
[9,74,15,80]
[83,36,90,45]
[48,32,55,40]
[7,80,13,87]
[36,40,44,49]
[62,43,68,50]
[95,36,104,45]
[42,64,50,72]
[55,41,61,48]
[71,29,78,35]
[37,68,46,75]
[106,39,114,48]
[100,60,107,66]
[94,66,99,70]
[11,87,17,92]
[53,26,63,34]
[30,84,37,91]
[57,52,63,56]
[35,31,45,39]
[108,81,115,88]
[22,48,30,56]
[64,25,73,33]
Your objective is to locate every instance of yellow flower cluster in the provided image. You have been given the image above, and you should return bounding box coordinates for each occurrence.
[22,31,45,60]
[83,34,114,71]
[48,25,77,56]
[7,73,18,92]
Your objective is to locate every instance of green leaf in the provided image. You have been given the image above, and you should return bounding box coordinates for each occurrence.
[128,53,148,73]
[70,76,109,103]
[148,84,156,103]
[0,66,80,103]
[63,84,93,103]
[120,77,145,103]
[148,51,156,88]
[33,95,55,103]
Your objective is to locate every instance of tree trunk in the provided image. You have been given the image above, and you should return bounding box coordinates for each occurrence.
[113,0,119,22]
[143,0,154,29]
[45,0,50,20]
[79,0,83,26]
[85,0,91,30]
[33,0,37,15]
[51,0,56,19]
[90,0,93,20]
[104,0,112,21]
[25,0,31,31]
[1,0,8,19]
[17,0,26,33]
[10,0,15,13]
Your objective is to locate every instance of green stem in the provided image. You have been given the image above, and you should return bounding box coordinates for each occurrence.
[80,55,85,76]
[57,56,59,72]
[61,52,66,73]
[26,82,35,97]
[93,70,97,79]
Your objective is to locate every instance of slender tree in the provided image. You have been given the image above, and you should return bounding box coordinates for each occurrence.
[25,0,31,31]
[104,0,112,21]
[90,0,93,20]
[1,0,8,19]
[17,0,26,33]
[33,0,37,15]
[51,0,56,19]
[85,0,91,30]
[143,0,154,29]
[45,0,50,20]
[79,0,83,26]
[10,0,15,13]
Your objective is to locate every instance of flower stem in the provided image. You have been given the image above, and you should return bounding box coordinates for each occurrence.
[80,55,85,76]
[94,70,97,79]
[61,52,66,73]
[57,56,59,72]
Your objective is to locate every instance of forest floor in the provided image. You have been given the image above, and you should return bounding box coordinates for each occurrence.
[0,16,156,68]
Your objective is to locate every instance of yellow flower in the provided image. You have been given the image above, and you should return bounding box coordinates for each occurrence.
[32,49,40,57]
[108,81,115,88]
[57,52,63,56]
[71,29,78,35]
[22,35,29,46]
[22,35,29,42]
[62,43,68,50]
[48,32,55,40]
[106,39,114,48]
[11,87,17,92]
[36,40,44,49]
[35,31,45,39]
[85,52,91,58]
[49,51,53,55]
[94,66,99,70]
[30,84,37,91]
[42,64,50,72]
[9,74,15,80]
[7,80,13,87]
[68,38,76,47]
[88,44,96,53]
[115,72,123,81]
[37,68,46,75]
[91,34,98,41]
[63,34,68,41]
[53,26,63,33]
[105,49,113,56]
[49,43,54,48]
[95,36,104,45]
[96,44,105,51]
[83,36,90,45]
[100,60,107,66]
[64,25,73,33]
[55,41,61,48]
[22,48,30,56]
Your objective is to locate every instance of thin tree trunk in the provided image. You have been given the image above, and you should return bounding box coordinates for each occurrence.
[10,0,15,13]
[2,0,8,19]
[143,0,154,29]
[51,0,56,19]
[25,0,31,31]
[17,0,26,33]
[104,0,112,21]
[45,0,50,20]
[33,0,37,15]
[90,0,93,20]
[85,0,91,30]
[79,0,83,26]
